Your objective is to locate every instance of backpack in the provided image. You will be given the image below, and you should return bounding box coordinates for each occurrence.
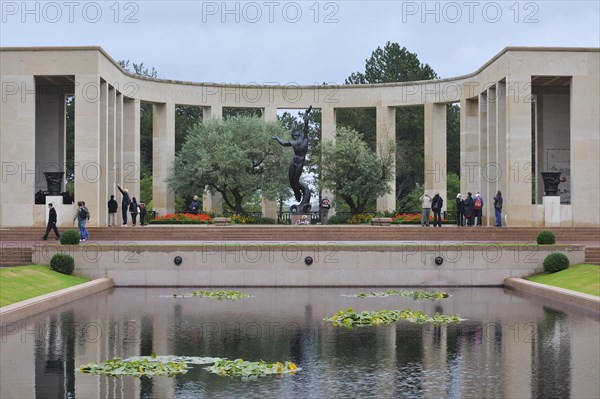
[474,197,482,210]
[79,207,89,220]
[139,202,146,212]
[321,199,330,208]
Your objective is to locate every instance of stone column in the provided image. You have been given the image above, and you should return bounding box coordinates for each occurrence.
[571,75,600,227]
[201,105,223,213]
[424,103,447,209]
[108,92,122,208]
[376,105,396,212]
[485,86,497,226]
[0,75,35,226]
[261,106,278,219]
[122,98,140,208]
[497,82,508,214]
[152,102,175,216]
[74,74,101,226]
[505,75,533,226]
[320,106,336,216]
[460,98,480,196]
[97,81,108,226]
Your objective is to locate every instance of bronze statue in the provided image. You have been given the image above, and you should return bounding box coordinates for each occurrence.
[273,106,312,213]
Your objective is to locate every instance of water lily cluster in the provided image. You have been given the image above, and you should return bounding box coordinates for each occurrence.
[324,308,463,328]
[167,290,252,300]
[79,354,299,380]
[344,289,450,300]
[207,358,300,379]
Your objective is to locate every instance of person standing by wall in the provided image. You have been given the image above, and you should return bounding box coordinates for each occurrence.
[189,195,200,213]
[455,194,465,227]
[320,196,331,225]
[493,190,503,227]
[464,192,474,227]
[473,192,484,226]
[431,192,444,228]
[129,197,139,226]
[138,200,148,226]
[117,184,131,226]
[108,195,118,227]
[42,203,60,240]
[419,192,432,227]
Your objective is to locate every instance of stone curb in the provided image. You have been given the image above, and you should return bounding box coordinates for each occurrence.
[0,277,114,323]
[504,277,600,313]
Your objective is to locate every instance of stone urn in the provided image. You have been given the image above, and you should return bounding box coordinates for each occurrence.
[44,172,64,195]
[541,172,561,196]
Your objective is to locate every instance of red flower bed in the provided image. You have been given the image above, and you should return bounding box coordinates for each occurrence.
[151,213,213,224]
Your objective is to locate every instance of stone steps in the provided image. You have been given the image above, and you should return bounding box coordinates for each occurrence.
[1,226,598,267]
[585,247,600,265]
[1,226,599,242]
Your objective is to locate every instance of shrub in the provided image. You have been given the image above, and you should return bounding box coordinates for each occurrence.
[50,253,75,275]
[256,217,276,224]
[543,253,569,273]
[537,230,556,244]
[348,213,374,224]
[328,214,351,224]
[60,230,80,245]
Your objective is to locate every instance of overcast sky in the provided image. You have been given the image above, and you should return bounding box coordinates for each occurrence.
[1,1,599,84]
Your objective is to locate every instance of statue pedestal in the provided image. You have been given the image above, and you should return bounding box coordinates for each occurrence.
[543,196,561,227]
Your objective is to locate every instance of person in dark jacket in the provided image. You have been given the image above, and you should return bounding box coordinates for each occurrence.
[42,203,60,240]
[108,195,118,227]
[129,197,139,226]
[464,192,474,227]
[117,184,131,226]
[493,190,503,227]
[431,192,444,227]
[456,193,465,227]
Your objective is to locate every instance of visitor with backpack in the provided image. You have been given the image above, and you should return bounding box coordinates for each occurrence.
[138,200,148,226]
[117,184,131,226]
[473,192,484,226]
[129,197,139,226]
[320,196,331,225]
[73,201,90,241]
[493,190,503,227]
[431,192,444,227]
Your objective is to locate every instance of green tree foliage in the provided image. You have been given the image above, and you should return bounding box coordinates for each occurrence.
[321,127,394,215]
[398,172,460,213]
[341,42,460,201]
[168,116,288,214]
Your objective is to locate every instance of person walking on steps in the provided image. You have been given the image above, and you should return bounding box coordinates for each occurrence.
[42,203,60,240]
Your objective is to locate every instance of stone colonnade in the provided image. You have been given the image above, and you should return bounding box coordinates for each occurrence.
[1,47,598,227]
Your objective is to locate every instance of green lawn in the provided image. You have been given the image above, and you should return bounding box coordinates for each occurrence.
[0,265,89,307]
[527,264,600,297]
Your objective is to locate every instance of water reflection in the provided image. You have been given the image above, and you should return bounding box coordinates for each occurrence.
[1,288,598,399]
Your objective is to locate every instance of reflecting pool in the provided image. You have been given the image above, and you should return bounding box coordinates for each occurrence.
[1,287,598,398]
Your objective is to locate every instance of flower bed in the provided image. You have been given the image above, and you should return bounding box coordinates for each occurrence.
[150,213,213,224]
[391,212,446,224]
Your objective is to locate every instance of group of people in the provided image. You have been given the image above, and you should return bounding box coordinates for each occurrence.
[110,184,147,226]
[420,190,504,227]
[41,201,91,242]
[455,191,503,227]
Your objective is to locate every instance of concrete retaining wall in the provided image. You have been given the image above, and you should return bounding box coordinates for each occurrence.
[0,278,113,323]
[504,277,600,312]
[31,243,585,287]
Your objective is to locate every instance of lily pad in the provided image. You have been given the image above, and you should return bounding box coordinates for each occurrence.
[206,358,301,380]
[342,289,450,300]
[324,308,463,328]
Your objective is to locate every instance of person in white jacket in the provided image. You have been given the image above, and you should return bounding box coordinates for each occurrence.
[419,192,432,227]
